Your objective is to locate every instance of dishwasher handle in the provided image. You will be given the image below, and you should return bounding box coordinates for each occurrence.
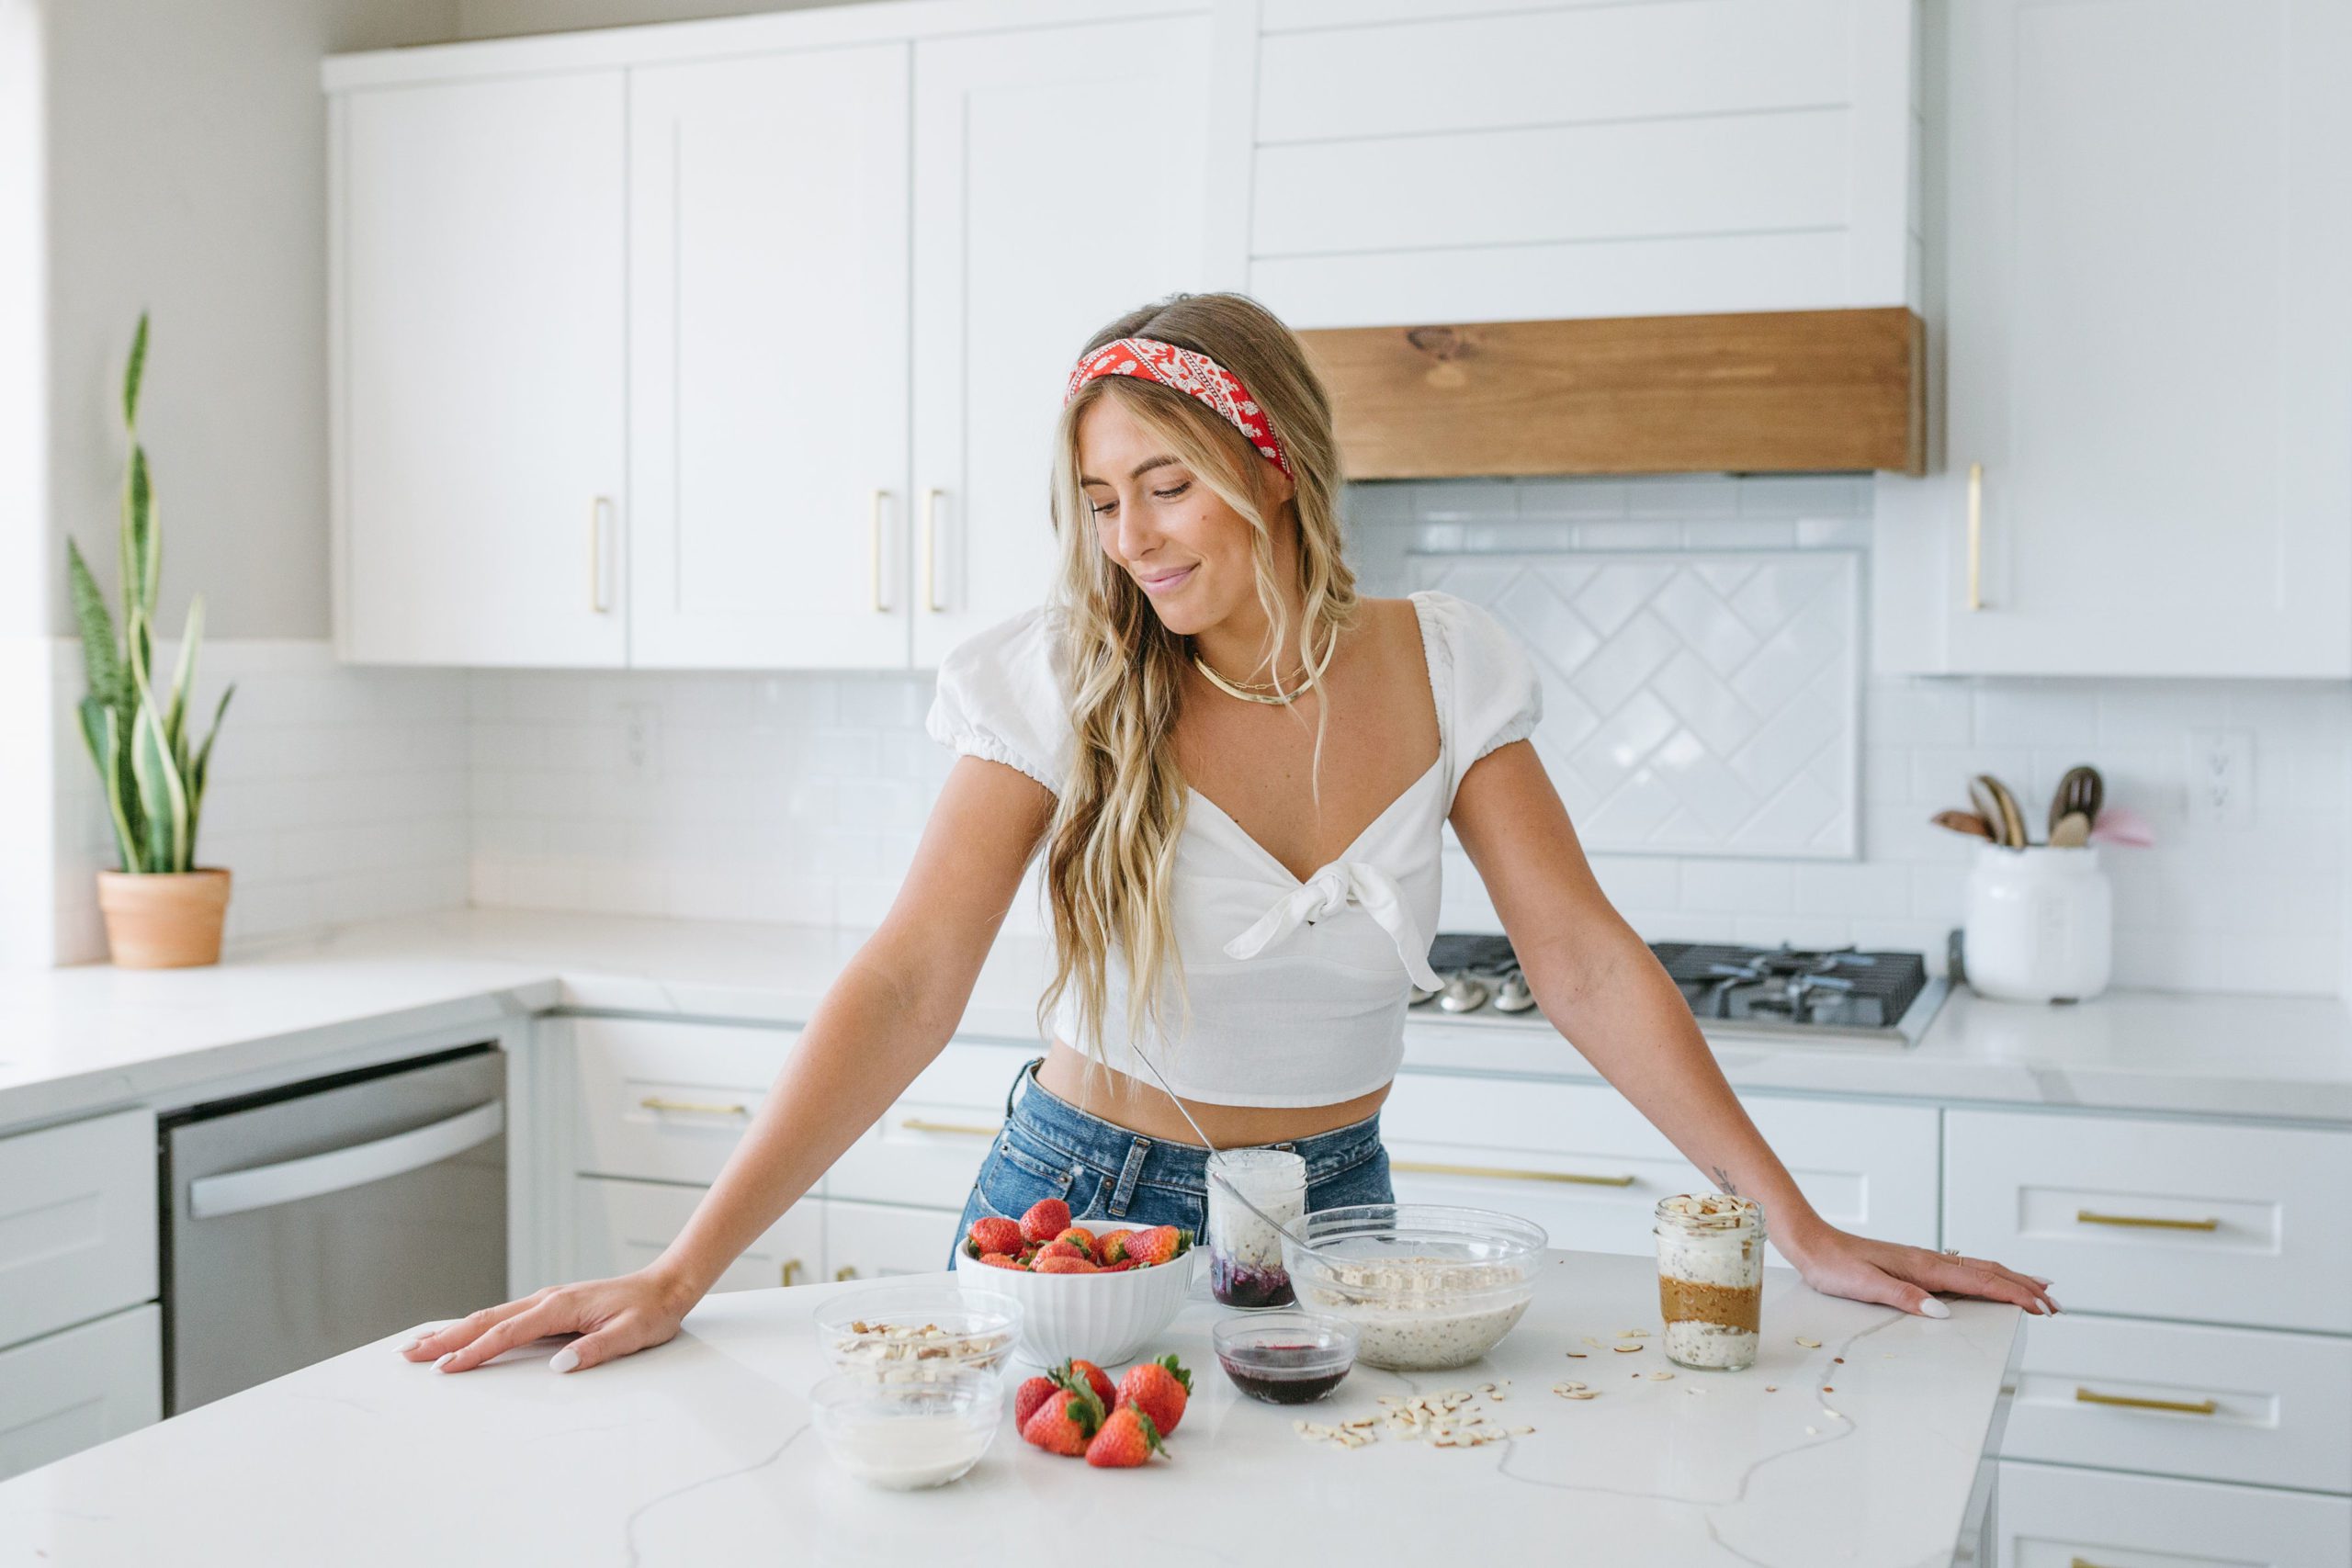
[187,1100,505,1220]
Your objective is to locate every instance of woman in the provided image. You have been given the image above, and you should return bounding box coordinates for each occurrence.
[411,293,2055,1376]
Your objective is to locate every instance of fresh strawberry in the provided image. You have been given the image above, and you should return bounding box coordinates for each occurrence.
[1020,1387,1102,1456]
[1056,1358,1115,1407]
[978,1251,1023,1270]
[1083,1406,1163,1468]
[1018,1198,1072,1246]
[1098,1258,1139,1273]
[967,1216,1023,1257]
[1013,1374,1061,1430]
[1033,1253,1099,1274]
[1035,1238,1089,1264]
[1121,1225,1188,1267]
[1054,1226,1097,1255]
[1115,1355,1192,1436]
[1096,1228,1135,1264]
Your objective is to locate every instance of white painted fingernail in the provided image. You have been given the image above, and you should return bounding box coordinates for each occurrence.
[399,1337,423,1356]
[549,1347,580,1374]
[435,1351,457,1371]
[2029,1276,2052,1287]
[1918,1297,1951,1318]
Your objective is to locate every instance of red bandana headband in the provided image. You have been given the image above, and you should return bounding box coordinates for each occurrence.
[1062,336,1295,480]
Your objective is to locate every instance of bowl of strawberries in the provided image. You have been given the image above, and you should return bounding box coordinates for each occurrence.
[952,1199,1196,1367]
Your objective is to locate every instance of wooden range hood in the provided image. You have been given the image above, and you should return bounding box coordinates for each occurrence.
[1297,307,1925,479]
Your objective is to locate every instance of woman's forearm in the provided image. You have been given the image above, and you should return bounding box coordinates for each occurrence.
[645,944,966,1304]
[1526,922,1835,1261]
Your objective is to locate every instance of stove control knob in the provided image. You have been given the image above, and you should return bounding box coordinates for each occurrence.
[1436,974,1490,1013]
[1492,972,1537,1014]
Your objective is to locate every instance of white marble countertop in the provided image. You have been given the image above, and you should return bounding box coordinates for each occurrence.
[3,904,2348,1131]
[0,1252,2023,1567]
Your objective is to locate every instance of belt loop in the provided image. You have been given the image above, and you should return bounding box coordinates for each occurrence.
[1109,1135,1153,1218]
[1005,1055,1043,1122]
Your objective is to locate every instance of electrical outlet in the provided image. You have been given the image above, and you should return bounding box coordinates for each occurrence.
[621,702,661,782]
[2187,728,2252,827]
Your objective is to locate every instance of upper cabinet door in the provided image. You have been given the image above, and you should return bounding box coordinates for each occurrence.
[628,46,914,670]
[1875,0,2352,677]
[909,16,1215,667]
[336,73,628,667]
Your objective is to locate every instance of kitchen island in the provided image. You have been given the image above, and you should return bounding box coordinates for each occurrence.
[0,1251,2020,1567]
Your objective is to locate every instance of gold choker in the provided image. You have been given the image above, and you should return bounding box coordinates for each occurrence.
[1191,630,1338,705]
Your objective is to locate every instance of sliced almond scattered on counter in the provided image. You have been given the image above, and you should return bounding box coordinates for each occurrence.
[1795,1336,1822,1348]
[1613,1343,1644,1353]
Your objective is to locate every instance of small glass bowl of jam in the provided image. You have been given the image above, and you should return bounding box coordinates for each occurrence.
[1213,1311,1359,1405]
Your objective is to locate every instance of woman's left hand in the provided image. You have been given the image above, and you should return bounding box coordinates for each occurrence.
[1782,1225,2059,1318]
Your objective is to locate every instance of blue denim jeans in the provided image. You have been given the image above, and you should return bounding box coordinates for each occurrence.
[948,1056,1396,1267]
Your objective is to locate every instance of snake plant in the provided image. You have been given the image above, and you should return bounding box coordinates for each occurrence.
[65,313,234,874]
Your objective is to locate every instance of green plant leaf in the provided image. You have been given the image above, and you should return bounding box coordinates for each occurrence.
[165,593,202,752]
[125,445,158,615]
[189,681,234,829]
[65,538,126,709]
[130,671,190,873]
[122,310,149,431]
[77,698,139,873]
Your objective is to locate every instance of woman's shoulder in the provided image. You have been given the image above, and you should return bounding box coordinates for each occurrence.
[925,603,1073,792]
[1401,587,1544,778]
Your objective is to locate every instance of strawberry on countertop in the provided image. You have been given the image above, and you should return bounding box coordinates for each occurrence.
[1057,1359,1115,1407]
[1020,1387,1102,1457]
[1114,1354,1193,1437]
[1013,1374,1062,1431]
[1084,1406,1164,1469]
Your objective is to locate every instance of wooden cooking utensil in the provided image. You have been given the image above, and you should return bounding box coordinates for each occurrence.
[2048,810,2092,848]
[1973,773,2028,848]
[2050,765,2104,835]
[1932,810,1996,840]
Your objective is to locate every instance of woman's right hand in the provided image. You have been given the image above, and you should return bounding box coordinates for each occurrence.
[399,1268,700,1375]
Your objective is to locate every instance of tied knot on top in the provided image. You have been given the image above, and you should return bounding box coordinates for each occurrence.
[1221,861,1444,992]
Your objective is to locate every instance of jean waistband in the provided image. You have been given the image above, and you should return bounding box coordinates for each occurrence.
[999,1056,1384,1196]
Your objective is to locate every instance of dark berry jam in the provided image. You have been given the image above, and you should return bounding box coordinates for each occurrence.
[1209,1251,1295,1309]
[1218,1345,1351,1404]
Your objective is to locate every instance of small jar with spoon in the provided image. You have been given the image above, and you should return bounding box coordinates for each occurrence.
[1934,765,2139,1003]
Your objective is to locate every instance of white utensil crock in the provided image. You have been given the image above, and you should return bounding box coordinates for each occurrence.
[1962,843,2112,1003]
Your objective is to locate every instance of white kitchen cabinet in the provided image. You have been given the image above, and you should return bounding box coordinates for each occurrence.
[572,1176,823,1293]
[907,14,1215,666]
[1227,0,1919,327]
[1993,1461,2351,1568]
[1875,0,2352,676]
[571,1016,797,1188]
[627,46,914,669]
[0,1304,162,1483]
[333,72,628,667]
[0,1109,156,1351]
[820,1199,962,1283]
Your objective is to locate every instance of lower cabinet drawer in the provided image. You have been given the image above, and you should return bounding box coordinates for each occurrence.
[572,1017,798,1186]
[821,1200,961,1283]
[1994,1461,2351,1568]
[824,1043,1026,1209]
[1996,1312,2352,1493]
[1381,1074,1939,1261]
[1945,1109,2352,1332]
[571,1176,822,1293]
[0,1109,158,1349]
[0,1303,162,1483]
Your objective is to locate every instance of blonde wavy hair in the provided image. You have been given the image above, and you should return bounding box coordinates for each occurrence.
[1036,292,1360,1078]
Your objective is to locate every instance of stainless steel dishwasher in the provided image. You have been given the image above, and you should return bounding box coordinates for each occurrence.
[160,1043,508,1414]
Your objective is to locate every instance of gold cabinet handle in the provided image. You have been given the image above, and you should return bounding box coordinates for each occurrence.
[1392,1158,1637,1188]
[780,1258,803,1288]
[2075,1208,2220,1232]
[589,496,613,614]
[922,488,945,613]
[899,1117,1001,1138]
[834,1266,858,1282]
[869,488,891,612]
[1964,461,1985,612]
[2072,1559,2123,1568]
[639,1095,750,1117]
[2074,1386,2218,1416]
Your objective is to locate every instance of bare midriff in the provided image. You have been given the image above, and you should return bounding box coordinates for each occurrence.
[1035,1041,1390,1148]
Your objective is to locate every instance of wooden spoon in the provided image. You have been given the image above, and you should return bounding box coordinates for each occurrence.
[1972,773,2028,848]
[1932,810,1996,840]
[2050,765,2104,836]
[2048,810,2092,848]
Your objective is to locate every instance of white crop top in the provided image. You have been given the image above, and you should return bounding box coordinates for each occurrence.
[923,589,1544,1109]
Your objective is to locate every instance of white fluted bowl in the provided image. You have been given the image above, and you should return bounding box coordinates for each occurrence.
[952,1248,1194,1368]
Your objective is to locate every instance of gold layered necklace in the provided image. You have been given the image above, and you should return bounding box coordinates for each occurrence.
[1191,627,1339,706]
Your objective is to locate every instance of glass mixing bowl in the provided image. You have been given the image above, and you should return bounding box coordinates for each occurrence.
[1279,1204,1547,1371]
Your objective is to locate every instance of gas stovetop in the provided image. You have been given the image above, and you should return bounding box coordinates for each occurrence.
[1412,934,1948,1047]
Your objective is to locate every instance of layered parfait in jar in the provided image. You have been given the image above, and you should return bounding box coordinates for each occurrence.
[1206,1148,1306,1309]
[1653,1192,1765,1371]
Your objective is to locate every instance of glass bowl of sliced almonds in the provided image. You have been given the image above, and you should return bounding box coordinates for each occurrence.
[813,1281,1023,1383]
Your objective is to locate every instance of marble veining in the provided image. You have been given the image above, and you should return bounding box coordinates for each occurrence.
[0,1252,2020,1567]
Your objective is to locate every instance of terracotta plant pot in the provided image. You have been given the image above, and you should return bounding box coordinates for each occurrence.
[96,866,232,968]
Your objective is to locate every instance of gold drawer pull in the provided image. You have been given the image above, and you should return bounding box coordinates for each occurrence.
[2075,1208,2220,1232]
[779,1259,803,1288]
[899,1117,1002,1138]
[639,1096,750,1117]
[2072,1560,2122,1568]
[834,1266,858,1282]
[2074,1386,2218,1416]
[1393,1158,1637,1188]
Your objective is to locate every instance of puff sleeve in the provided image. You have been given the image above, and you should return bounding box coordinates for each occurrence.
[923,604,1072,793]
[1419,590,1544,801]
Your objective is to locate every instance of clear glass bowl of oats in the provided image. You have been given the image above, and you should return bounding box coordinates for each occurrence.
[1281,1204,1547,1371]
[813,1282,1023,1383]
